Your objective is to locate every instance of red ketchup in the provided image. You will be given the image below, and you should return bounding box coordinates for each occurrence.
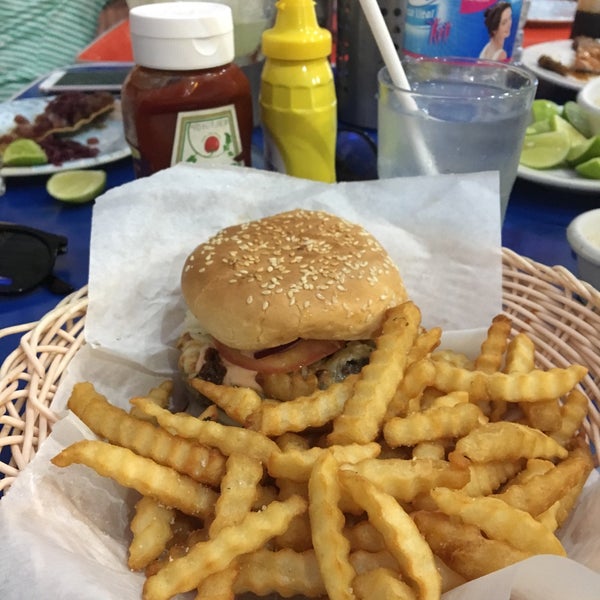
[121,2,253,178]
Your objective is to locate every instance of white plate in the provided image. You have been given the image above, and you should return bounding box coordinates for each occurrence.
[0,96,130,176]
[518,163,600,192]
[522,40,597,91]
[526,0,576,24]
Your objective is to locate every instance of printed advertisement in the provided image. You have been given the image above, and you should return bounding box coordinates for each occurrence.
[403,0,524,61]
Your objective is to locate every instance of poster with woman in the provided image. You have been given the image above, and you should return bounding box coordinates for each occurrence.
[403,0,524,62]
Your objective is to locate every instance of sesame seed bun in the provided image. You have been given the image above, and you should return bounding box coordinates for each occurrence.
[181,209,407,350]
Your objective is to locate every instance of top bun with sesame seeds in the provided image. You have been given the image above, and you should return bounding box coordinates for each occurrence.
[181,209,407,351]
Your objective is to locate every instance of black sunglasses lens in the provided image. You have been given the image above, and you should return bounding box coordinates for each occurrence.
[0,230,55,294]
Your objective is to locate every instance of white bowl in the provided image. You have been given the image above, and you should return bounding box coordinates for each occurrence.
[577,77,600,136]
[566,208,600,290]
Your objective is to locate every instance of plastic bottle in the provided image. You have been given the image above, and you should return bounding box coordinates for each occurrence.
[121,2,253,178]
[259,0,337,183]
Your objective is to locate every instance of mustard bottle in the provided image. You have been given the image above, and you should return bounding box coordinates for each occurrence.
[259,0,337,183]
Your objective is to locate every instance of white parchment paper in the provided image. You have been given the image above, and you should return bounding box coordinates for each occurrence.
[1,164,599,599]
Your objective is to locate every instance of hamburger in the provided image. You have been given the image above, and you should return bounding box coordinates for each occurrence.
[177,209,407,401]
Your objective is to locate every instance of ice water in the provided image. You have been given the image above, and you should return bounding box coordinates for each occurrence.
[378,79,532,218]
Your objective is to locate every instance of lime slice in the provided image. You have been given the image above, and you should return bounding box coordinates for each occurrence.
[531,99,562,123]
[2,138,48,166]
[575,156,600,179]
[526,119,552,135]
[550,114,589,147]
[520,130,570,169]
[563,101,593,138]
[566,135,600,166]
[46,169,107,203]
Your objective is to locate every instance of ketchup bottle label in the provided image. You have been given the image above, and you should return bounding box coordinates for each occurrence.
[171,104,244,167]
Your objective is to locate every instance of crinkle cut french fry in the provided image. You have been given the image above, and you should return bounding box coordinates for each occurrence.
[407,326,442,364]
[460,460,524,496]
[353,567,417,600]
[51,440,217,518]
[344,520,385,553]
[268,442,381,482]
[195,567,237,600]
[449,421,569,466]
[274,478,312,552]
[345,458,470,503]
[234,548,326,598]
[340,470,441,600]
[551,388,590,447]
[474,314,512,373]
[209,453,263,537]
[431,360,587,403]
[329,302,422,445]
[430,487,566,556]
[130,397,280,463]
[308,451,355,600]
[504,332,535,373]
[258,370,320,402]
[129,496,175,571]
[385,358,437,419]
[543,443,594,528]
[412,441,447,460]
[188,377,262,425]
[506,333,563,432]
[68,382,226,486]
[142,495,307,600]
[130,380,173,423]
[383,401,486,448]
[492,445,594,517]
[249,375,358,436]
[413,510,532,581]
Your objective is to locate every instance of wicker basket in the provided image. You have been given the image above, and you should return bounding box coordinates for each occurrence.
[1,249,599,494]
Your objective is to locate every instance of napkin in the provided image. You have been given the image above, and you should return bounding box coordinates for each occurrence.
[2,164,599,599]
[82,164,503,375]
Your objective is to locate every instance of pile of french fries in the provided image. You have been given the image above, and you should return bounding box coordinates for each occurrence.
[51,301,595,600]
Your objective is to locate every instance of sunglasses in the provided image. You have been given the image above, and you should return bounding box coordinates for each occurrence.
[0,222,74,296]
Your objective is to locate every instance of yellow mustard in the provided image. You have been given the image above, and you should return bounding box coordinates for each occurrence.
[259,0,337,183]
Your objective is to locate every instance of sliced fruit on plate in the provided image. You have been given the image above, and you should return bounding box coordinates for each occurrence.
[526,120,552,135]
[520,130,571,169]
[2,138,48,166]
[563,101,593,138]
[46,169,107,203]
[550,114,589,147]
[566,135,600,166]
[531,99,562,123]
[575,156,600,179]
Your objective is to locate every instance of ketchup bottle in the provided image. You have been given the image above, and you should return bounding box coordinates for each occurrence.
[121,2,253,178]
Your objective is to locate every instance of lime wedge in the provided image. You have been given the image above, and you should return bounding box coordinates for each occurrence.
[575,157,600,179]
[526,119,552,135]
[520,130,570,169]
[531,99,562,123]
[566,135,600,166]
[46,169,107,203]
[550,114,589,147]
[563,101,593,138]
[2,138,48,166]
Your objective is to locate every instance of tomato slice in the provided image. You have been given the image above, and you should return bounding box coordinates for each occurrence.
[213,338,344,374]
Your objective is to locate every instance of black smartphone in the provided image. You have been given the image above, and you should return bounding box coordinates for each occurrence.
[39,65,133,93]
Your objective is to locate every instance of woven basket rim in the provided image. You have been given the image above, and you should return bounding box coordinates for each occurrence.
[1,249,599,493]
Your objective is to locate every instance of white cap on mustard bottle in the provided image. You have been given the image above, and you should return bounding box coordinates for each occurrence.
[261,0,332,60]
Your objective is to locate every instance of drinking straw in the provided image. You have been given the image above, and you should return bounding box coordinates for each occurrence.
[358,0,438,174]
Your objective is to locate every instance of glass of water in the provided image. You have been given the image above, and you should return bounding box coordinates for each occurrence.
[377,57,537,220]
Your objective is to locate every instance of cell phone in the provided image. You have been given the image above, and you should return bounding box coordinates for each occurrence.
[39,65,133,93]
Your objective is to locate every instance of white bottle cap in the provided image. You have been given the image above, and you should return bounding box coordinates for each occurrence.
[129,1,235,70]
